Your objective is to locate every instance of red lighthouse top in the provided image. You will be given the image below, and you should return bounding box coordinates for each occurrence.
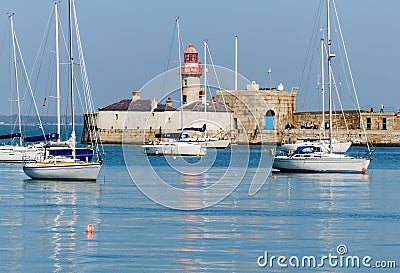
[184,41,198,63]
[184,41,198,55]
[182,41,203,75]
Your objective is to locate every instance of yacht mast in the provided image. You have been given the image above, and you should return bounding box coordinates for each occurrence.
[235,35,238,90]
[9,14,23,146]
[327,0,334,153]
[203,40,207,125]
[321,38,325,138]
[69,0,76,159]
[176,18,183,133]
[55,2,61,141]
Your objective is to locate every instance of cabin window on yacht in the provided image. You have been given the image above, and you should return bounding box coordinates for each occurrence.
[366,117,371,130]
[382,117,387,130]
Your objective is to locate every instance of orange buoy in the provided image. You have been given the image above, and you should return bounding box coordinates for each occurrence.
[361,168,367,174]
[86,224,94,234]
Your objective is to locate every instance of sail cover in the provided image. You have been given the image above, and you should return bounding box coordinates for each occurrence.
[24,133,59,143]
[0,133,22,140]
[180,124,206,132]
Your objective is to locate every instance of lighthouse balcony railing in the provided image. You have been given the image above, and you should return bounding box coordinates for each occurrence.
[181,65,203,75]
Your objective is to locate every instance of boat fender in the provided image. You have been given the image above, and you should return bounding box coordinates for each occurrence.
[269,149,275,156]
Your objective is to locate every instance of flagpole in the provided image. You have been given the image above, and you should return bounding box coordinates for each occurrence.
[268,67,272,90]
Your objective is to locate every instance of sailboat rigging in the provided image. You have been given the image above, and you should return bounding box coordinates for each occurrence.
[0,14,48,163]
[280,33,351,154]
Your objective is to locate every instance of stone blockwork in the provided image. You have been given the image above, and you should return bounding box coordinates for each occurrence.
[216,85,297,144]
[293,110,365,130]
[282,110,400,146]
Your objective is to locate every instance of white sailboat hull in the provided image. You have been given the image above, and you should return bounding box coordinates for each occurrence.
[273,154,370,174]
[180,138,230,148]
[23,161,102,181]
[0,145,44,163]
[142,142,206,156]
[205,139,230,148]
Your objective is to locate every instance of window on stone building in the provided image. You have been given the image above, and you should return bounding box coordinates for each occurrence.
[366,117,371,130]
[233,118,238,129]
[382,117,387,130]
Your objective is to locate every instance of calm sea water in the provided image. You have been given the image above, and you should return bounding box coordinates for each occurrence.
[0,125,399,272]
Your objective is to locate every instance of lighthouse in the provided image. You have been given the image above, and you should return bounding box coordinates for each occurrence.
[181,42,203,105]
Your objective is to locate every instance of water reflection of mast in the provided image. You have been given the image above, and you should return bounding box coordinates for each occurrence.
[49,183,78,271]
[178,172,207,271]
[33,181,101,272]
[314,173,371,251]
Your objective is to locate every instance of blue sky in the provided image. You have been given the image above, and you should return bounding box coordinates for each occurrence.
[0,0,398,116]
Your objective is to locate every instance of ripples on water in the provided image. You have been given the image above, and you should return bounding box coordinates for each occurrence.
[0,145,398,272]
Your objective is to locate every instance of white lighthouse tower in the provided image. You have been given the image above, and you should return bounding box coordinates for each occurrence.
[181,41,203,105]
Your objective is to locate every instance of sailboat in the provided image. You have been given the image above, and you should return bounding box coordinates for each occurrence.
[178,124,231,148]
[273,0,372,174]
[23,0,102,181]
[0,14,51,163]
[142,19,206,156]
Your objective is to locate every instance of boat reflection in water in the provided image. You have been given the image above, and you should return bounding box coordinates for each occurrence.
[177,172,240,272]
[270,171,371,255]
[23,179,101,272]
